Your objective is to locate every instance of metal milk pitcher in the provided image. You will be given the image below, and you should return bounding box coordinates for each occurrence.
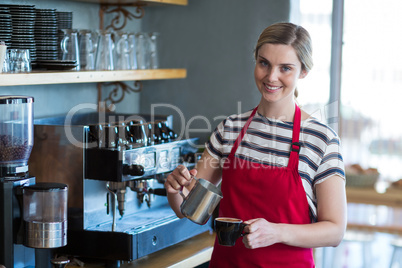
[180,177,222,225]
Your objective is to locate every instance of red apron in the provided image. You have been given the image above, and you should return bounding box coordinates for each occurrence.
[209,104,314,268]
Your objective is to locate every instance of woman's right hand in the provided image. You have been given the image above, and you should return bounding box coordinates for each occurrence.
[164,165,197,194]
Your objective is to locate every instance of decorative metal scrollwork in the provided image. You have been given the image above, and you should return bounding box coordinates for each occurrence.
[98,81,143,112]
[97,3,146,112]
[100,4,145,31]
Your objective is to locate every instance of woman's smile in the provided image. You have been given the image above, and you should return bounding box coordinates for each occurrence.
[263,83,283,93]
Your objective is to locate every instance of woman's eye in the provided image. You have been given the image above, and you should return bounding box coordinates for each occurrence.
[281,66,291,72]
[259,60,268,67]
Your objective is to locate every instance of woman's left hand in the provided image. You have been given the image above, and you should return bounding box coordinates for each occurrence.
[242,218,281,249]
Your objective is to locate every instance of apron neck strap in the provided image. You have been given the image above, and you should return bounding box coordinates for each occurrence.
[291,104,301,150]
[288,104,301,169]
[229,107,258,157]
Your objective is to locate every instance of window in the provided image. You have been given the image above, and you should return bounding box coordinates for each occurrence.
[297,0,402,183]
[341,0,402,181]
[296,0,332,116]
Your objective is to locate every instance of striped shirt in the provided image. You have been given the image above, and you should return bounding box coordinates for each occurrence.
[205,109,345,222]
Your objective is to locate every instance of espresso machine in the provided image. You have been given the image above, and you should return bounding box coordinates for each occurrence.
[0,95,69,268]
[29,111,211,267]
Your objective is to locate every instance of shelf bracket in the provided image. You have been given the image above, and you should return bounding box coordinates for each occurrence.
[99,4,145,31]
[97,81,143,112]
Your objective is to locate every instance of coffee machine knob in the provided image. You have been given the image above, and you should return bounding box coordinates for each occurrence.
[122,164,145,176]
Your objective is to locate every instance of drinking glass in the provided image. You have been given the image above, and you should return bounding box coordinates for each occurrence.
[115,32,131,70]
[148,32,159,69]
[8,49,31,73]
[128,33,138,70]
[79,29,97,70]
[61,29,80,70]
[95,30,114,71]
[2,49,9,73]
[136,33,150,70]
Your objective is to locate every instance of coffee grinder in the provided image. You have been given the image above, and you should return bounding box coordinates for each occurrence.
[0,96,68,268]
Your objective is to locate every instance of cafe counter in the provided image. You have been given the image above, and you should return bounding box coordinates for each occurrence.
[122,231,215,268]
[66,185,402,267]
[68,231,215,268]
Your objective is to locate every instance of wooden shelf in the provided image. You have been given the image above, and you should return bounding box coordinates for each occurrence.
[0,69,186,86]
[69,0,188,6]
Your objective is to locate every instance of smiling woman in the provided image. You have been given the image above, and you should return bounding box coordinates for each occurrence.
[165,22,346,268]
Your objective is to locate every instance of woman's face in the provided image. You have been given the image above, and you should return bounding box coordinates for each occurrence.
[254,43,307,106]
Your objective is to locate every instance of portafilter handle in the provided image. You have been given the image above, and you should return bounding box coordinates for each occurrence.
[122,164,145,176]
[51,257,70,268]
[148,188,167,196]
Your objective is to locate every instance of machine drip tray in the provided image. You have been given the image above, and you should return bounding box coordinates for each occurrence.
[59,205,212,261]
[86,204,180,233]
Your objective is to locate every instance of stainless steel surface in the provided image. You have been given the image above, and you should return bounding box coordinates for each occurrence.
[180,178,222,225]
[25,221,67,248]
[29,112,176,209]
[29,112,211,264]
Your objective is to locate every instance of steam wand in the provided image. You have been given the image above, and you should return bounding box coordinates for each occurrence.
[106,182,117,232]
